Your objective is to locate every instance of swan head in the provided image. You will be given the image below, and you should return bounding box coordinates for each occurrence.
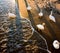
[42,23,45,26]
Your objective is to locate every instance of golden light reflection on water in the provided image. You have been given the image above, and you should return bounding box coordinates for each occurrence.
[18,0,28,18]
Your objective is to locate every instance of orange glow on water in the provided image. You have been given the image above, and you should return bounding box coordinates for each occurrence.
[18,0,28,18]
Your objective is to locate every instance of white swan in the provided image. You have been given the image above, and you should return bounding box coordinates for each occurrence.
[38,9,43,17]
[8,12,16,19]
[49,11,56,22]
[36,23,45,30]
[27,4,32,10]
[53,40,60,49]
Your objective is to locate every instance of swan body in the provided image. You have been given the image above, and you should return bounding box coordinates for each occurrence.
[39,11,43,17]
[36,24,45,30]
[53,40,60,49]
[8,12,16,19]
[49,15,56,22]
[27,5,32,10]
